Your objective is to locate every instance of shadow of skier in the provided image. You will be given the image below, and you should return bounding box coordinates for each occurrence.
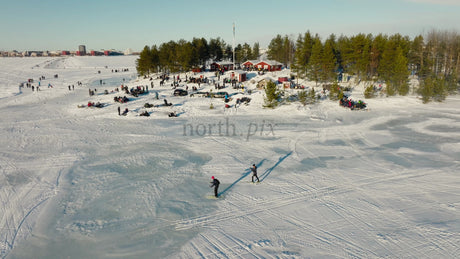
[260,151,292,182]
[219,159,267,196]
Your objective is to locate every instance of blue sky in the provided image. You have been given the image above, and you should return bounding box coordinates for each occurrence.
[1,0,459,51]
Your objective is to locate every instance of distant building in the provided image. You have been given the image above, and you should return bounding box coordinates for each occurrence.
[104,50,123,56]
[78,45,86,56]
[62,50,70,56]
[124,48,133,55]
[91,50,103,56]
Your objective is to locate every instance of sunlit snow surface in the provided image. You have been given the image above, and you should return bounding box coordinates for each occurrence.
[1,56,459,258]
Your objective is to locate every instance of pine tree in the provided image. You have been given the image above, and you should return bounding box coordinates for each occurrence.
[150,45,160,73]
[159,41,178,72]
[393,46,410,95]
[264,81,280,108]
[379,39,397,95]
[308,88,316,104]
[307,37,323,85]
[338,34,371,80]
[268,35,284,62]
[209,37,225,61]
[370,34,387,79]
[409,35,425,78]
[234,44,243,64]
[293,32,313,79]
[418,75,448,103]
[252,42,260,59]
[268,34,295,66]
[283,35,295,67]
[418,76,434,103]
[321,36,337,82]
[432,76,448,102]
[298,88,316,105]
[192,37,209,68]
[242,43,252,61]
[298,90,307,105]
[356,34,371,80]
[329,82,342,100]
[136,46,153,76]
[445,69,459,94]
[364,85,376,98]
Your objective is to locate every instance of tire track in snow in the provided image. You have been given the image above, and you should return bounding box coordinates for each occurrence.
[197,232,230,258]
[311,125,459,259]
[174,167,443,232]
[174,184,355,231]
[320,200,400,258]
[278,211,373,258]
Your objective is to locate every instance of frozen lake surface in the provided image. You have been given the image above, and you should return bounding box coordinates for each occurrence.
[1,56,459,258]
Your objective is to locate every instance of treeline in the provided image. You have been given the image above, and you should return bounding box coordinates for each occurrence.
[267,30,460,102]
[136,37,260,76]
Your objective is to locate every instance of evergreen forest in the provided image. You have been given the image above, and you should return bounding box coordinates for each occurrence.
[136,30,460,103]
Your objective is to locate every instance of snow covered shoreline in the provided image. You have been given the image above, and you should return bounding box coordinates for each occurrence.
[1,56,459,258]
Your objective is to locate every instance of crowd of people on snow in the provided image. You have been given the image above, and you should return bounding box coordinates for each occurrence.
[87,101,104,108]
[123,85,148,97]
[111,68,129,73]
[20,74,66,92]
[114,96,129,103]
[19,64,371,121]
[339,96,367,110]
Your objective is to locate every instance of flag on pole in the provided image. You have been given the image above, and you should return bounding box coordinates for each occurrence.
[232,22,235,70]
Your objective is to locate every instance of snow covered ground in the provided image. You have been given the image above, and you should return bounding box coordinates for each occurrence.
[0,56,459,258]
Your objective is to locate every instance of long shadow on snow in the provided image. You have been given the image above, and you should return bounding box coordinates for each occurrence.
[219,159,267,196]
[260,151,292,182]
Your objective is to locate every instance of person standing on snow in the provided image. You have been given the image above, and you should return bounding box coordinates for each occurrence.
[210,176,220,197]
[251,164,259,183]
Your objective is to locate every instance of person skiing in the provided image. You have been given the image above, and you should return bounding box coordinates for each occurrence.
[251,164,259,183]
[209,176,220,198]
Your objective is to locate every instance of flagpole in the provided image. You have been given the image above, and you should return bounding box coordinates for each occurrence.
[232,22,235,71]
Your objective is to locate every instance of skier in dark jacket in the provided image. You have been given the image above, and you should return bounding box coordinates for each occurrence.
[251,164,259,183]
[210,176,220,197]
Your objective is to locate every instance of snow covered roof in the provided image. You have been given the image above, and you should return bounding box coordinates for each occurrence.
[242,60,259,65]
[256,60,283,66]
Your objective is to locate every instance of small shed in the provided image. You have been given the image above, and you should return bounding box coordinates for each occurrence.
[278,77,289,83]
[239,73,247,82]
[257,78,274,89]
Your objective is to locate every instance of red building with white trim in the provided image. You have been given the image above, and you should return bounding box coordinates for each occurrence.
[210,62,234,71]
[242,60,258,70]
[254,60,283,71]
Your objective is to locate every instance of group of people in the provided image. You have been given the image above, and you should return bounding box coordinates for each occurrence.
[20,74,66,92]
[117,106,129,116]
[87,101,104,108]
[114,96,129,103]
[209,164,259,198]
[339,96,367,110]
[125,85,148,97]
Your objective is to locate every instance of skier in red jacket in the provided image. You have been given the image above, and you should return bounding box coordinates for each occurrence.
[210,176,220,198]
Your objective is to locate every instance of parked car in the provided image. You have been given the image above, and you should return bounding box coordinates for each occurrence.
[190,91,209,97]
[213,91,228,98]
[174,89,188,96]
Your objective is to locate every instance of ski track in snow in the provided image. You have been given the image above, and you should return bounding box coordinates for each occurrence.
[1,56,459,258]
